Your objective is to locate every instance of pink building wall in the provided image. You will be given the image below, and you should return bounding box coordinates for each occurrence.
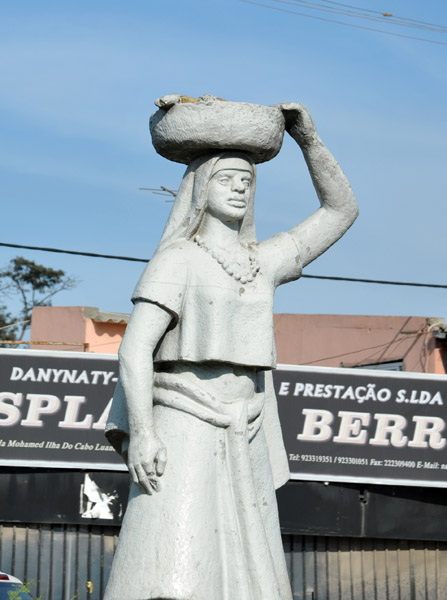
[273,314,445,373]
[30,306,127,354]
[30,306,447,374]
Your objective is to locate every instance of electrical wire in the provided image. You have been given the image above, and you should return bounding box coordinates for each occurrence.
[302,274,447,290]
[320,0,447,30]
[1,241,446,290]
[0,241,146,263]
[241,0,447,46]
[283,0,447,33]
[300,331,423,365]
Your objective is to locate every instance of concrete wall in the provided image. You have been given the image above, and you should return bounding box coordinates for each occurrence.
[30,306,127,354]
[274,314,446,374]
[30,307,446,374]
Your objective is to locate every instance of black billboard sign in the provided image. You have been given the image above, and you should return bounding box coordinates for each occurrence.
[0,469,129,525]
[275,364,447,487]
[2,350,447,486]
[0,349,125,470]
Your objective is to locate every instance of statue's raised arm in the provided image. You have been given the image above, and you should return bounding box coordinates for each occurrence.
[276,102,358,269]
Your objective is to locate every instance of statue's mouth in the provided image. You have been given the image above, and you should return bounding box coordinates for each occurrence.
[228,198,246,208]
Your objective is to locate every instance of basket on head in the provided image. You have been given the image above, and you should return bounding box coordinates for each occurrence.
[150,96,285,165]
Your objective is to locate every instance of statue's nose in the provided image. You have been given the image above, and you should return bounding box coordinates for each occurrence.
[232,177,245,193]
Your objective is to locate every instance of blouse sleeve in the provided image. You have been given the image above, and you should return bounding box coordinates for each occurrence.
[131,245,188,322]
[258,231,302,288]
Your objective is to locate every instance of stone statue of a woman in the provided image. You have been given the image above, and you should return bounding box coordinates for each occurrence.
[104,98,358,600]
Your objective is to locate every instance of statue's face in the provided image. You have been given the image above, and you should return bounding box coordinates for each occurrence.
[207,157,253,223]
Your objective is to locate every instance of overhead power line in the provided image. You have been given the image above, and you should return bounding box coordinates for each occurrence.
[241,0,447,46]
[302,274,447,290]
[301,331,424,366]
[1,241,446,290]
[320,0,447,30]
[0,241,146,263]
[284,0,447,33]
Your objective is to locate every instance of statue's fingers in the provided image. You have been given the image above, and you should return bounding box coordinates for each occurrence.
[149,476,161,493]
[141,460,154,475]
[155,447,167,476]
[129,465,139,486]
[135,464,153,495]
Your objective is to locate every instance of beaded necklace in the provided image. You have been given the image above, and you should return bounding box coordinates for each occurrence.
[193,235,260,284]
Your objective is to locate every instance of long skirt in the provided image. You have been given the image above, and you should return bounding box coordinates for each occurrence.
[104,377,292,600]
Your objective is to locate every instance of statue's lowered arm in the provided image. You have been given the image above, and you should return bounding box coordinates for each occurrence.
[118,301,172,494]
[279,102,359,269]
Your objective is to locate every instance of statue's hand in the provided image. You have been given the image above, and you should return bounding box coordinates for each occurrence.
[275,102,318,148]
[127,430,167,495]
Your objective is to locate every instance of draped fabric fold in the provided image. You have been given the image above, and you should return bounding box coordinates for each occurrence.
[153,372,265,438]
[104,371,292,600]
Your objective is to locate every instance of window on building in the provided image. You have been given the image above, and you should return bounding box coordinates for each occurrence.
[354,360,404,371]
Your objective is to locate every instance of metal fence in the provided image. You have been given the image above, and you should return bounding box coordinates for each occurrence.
[0,523,118,600]
[2,524,447,599]
[283,534,447,600]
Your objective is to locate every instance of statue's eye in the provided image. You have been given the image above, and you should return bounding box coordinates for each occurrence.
[218,177,230,185]
[242,180,251,188]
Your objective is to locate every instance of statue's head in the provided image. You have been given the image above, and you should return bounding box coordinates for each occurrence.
[155,152,257,253]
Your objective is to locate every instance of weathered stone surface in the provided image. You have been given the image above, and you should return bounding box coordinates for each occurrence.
[104,97,358,600]
[150,97,285,164]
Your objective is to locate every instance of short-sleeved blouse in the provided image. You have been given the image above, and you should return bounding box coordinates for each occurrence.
[132,231,302,369]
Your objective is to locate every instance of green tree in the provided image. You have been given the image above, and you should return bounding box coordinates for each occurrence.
[0,256,77,341]
[0,303,18,344]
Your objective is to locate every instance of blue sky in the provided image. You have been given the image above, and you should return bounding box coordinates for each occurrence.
[1,0,446,323]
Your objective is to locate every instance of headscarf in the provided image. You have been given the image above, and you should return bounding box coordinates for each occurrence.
[155,152,258,255]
